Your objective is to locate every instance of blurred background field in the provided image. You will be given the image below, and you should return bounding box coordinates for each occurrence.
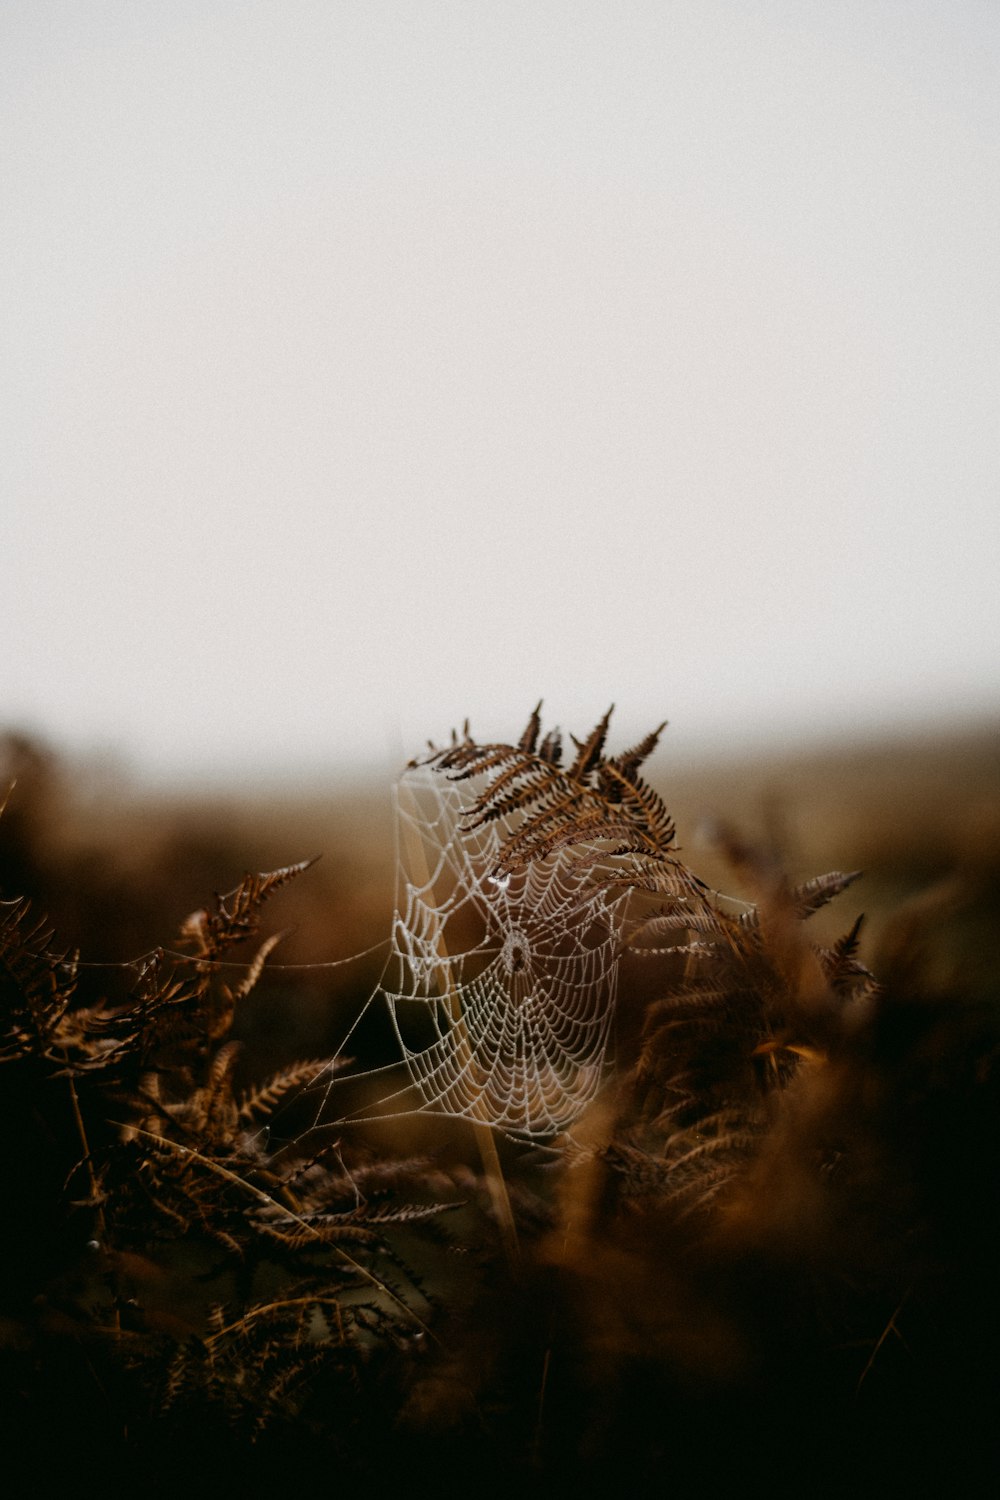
[4,713,998,1064]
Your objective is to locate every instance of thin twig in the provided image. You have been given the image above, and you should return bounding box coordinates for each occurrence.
[856,1283,914,1396]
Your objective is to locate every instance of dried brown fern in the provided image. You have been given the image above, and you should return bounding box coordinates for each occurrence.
[0,849,468,1464]
[3,716,997,1490]
[0,895,78,1063]
[420,703,682,879]
[611,849,879,1218]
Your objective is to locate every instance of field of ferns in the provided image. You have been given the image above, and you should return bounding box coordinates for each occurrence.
[2,714,998,1495]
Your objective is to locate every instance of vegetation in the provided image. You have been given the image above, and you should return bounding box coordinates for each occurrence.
[1,716,998,1494]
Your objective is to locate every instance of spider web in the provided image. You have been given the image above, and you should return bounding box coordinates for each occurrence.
[378,761,627,1140]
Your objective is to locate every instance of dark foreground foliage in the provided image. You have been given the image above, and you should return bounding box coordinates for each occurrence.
[1,715,999,1496]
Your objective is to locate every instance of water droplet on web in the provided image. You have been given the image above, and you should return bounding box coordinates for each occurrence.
[382,762,622,1137]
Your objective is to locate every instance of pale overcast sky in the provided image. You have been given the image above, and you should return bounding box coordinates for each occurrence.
[4,2,998,781]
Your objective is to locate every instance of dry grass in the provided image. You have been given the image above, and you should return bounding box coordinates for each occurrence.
[1,717,998,1494]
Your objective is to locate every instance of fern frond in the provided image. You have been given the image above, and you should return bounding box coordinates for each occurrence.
[238,1058,335,1125]
[566,704,614,783]
[816,915,880,1000]
[180,860,315,960]
[608,721,668,783]
[226,930,286,1005]
[0,897,77,1062]
[518,699,543,754]
[538,726,563,764]
[422,705,676,878]
[792,870,863,919]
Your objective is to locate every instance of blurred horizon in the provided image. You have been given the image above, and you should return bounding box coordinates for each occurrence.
[3,703,996,799]
[5,2,998,781]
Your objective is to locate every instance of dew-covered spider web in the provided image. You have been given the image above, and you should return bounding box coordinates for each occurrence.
[380,763,627,1139]
[314,760,629,1142]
